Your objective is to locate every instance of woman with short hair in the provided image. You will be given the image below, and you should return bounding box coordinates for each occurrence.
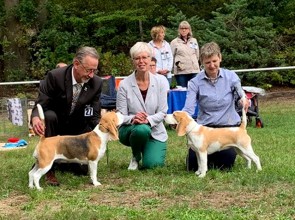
[116,42,168,170]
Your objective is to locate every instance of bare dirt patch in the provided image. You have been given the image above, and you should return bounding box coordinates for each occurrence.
[261,88,295,101]
[0,193,30,218]
[257,88,295,107]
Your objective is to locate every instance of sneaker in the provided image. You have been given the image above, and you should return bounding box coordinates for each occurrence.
[128,157,138,170]
[45,170,60,186]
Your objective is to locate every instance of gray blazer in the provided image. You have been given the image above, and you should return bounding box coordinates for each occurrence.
[116,72,168,142]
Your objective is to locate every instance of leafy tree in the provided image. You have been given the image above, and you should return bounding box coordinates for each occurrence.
[0,0,5,81]
[198,0,277,69]
[1,0,294,87]
[166,11,207,42]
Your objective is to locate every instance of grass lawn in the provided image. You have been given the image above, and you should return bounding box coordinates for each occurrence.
[0,90,295,220]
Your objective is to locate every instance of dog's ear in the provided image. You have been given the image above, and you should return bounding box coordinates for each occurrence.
[175,112,190,136]
[99,112,119,140]
[107,113,119,140]
[108,122,119,140]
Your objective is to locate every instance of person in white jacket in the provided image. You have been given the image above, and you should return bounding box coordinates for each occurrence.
[170,21,200,87]
[148,25,173,86]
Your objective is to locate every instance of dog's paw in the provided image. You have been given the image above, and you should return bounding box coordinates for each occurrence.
[256,168,262,172]
[198,173,206,178]
[195,170,201,175]
[195,170,206,178]
[36,187,43,191]
[28,184,35,189]
[93,181,102,186]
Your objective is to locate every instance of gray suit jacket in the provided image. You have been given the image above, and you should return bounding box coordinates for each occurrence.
[116,72,168,142]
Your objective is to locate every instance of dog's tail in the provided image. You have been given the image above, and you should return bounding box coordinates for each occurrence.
[240,101,247,129]
[36,104,45,138]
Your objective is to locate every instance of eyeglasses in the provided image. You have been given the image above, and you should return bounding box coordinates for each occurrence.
[133,56,150,62]
[78,60,98,74]
[180,27,189,30]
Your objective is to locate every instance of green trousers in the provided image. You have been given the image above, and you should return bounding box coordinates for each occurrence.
[119,124,167,169]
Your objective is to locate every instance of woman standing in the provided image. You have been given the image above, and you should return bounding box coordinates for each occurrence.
[116,42,168,170]
[148,25,173,86]
[170,21,200,87]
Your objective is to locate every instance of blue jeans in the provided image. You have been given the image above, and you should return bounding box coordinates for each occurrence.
[175,74,197,87]
[167,77,172,86]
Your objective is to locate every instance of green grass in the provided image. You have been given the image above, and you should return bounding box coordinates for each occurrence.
[1,96,295,219]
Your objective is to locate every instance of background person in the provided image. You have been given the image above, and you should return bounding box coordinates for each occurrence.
[116,42,168,170]
[55,62,67,68]
[182,41,249,171]
[150,57,157,74]
[170,21,200,88]
[150,57,170,92]
[31,46,103,186]
[148,25,173,86]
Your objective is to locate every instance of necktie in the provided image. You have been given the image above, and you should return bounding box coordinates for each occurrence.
[70,83,82,114]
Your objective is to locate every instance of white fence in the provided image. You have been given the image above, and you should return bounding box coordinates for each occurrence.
[0,66,295,87]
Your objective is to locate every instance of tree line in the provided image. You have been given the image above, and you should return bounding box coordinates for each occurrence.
[0,0,294,88]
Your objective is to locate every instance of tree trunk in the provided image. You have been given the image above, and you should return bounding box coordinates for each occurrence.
[0,42,4,81]
[139,20,143,41]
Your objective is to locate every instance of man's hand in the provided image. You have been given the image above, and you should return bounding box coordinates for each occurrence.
[32,116,45,136]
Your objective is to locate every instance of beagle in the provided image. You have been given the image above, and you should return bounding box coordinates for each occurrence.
[29,104,124,190]
[165,108,262,177]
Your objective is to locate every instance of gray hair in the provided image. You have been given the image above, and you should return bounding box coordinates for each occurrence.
[55,62,67,68]
[129,42,153,59]
[200,42,221,63]
[73,46,99,62]
[178,21,193,38]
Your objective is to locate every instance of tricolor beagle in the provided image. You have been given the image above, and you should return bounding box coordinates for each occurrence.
[29,104,124,190]
[165,108,262,177]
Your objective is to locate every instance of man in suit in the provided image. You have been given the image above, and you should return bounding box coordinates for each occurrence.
[31,46,103,186]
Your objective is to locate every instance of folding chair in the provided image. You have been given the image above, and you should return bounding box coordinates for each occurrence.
[101,75,116,111]
[100,75,117,165]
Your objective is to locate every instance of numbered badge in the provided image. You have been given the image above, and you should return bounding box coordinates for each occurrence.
[84,105,93,117]
[190,42,197,49]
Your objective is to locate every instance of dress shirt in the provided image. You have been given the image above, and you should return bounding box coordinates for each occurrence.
[182,68,245,126]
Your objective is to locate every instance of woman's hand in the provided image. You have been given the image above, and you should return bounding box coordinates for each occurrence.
[132,112,149,124]
[240,97,250,112]
[157,69,168,76]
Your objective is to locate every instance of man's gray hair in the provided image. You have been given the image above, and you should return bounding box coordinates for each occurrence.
[73,46,99,62]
